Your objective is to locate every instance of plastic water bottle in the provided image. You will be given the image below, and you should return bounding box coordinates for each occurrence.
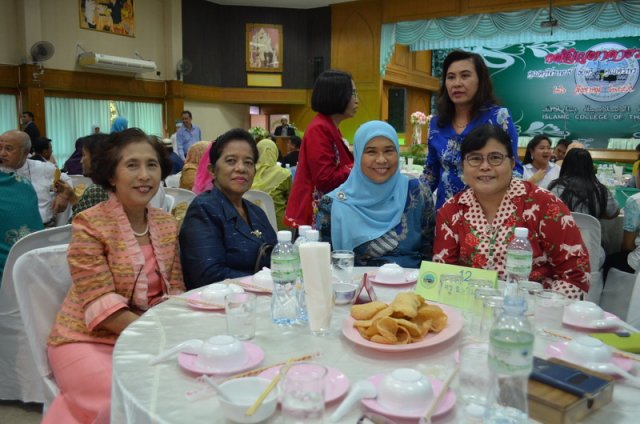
[271,231,300,325]
[485,296,534,424]
[505,227,532,297]
[294,225,312,248]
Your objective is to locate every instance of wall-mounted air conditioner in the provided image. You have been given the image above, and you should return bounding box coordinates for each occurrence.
[78,52,157,74]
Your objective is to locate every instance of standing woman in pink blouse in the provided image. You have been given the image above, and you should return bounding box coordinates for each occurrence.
[44,129,185,423]
[433,124,590,299]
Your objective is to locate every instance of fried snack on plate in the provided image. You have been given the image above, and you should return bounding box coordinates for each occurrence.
[351,301,388,320]
[350,292,448,345]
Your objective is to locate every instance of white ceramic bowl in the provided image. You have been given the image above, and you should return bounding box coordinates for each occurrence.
[218,377,278,423]
[195,335,247,370]
[377,368,433,412]
[563,301,604,326]
[565,336,613,364]
[201,283,244,303]
[333,283,358,305]
[376,263,405,283]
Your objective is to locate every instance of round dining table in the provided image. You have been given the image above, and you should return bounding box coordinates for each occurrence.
[111,267,639,423]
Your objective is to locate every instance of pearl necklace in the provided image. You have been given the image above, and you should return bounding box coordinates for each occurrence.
[132,223,149,237]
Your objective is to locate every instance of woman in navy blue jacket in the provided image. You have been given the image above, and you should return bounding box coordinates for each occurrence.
[179,128,277,290]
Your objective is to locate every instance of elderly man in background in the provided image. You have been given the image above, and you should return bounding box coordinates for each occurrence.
[0,130,74,227]
[176,111,202,160]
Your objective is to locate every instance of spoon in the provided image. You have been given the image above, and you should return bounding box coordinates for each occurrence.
[149,339,204,365]
[584,362,640,387]
[329,380,377,422]
[593,317,639,333]
[202,375,234,402]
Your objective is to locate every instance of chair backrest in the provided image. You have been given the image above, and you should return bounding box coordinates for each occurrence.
[162,194,175,213]
[165,172,181,188]
[0,226,70,403]
[14,244,72,407]
[243,189,278,232]
[165,187,196,209]
[571,212,602,272]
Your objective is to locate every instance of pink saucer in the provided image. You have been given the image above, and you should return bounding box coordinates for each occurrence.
[361,373,456,420]
[186,292,224,311]
[177,342,264,375]
[563,312,622,331]
[545,341,634,376]
[259,365,350,403]
[368,271,418,286]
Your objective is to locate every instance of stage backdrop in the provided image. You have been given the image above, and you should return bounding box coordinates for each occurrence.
[434,37,640,148]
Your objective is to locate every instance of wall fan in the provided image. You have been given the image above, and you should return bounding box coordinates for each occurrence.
[30,41,55,63]
[176,58,193,81]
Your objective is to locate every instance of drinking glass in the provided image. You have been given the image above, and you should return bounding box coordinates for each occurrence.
[281,363,327,424]
[517,281,544,318]
[331,250,354,285]
[469,287,501,336]
[224,292,257,340]
[534,290,568,332]
[438,273,463,307]
[458,342,490,422]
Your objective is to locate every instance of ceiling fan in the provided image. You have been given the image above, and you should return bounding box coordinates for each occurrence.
[541,0,559,34]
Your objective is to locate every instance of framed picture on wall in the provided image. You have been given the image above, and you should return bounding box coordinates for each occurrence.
[246,24,283,73]
[79,0,136,37]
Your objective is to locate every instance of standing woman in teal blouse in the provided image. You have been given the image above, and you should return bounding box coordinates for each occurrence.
[316,121,435,268]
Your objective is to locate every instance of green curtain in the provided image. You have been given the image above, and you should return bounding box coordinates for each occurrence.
[0,94,18,133]
[380,1,640,75]
[45,97,163,165]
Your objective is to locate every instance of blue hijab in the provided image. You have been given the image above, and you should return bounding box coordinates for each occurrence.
[327,121,409,251]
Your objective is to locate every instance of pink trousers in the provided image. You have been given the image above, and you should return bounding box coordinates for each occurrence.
[43,343,113,424]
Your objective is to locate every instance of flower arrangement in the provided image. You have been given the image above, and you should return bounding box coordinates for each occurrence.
[248,126,270,141]
[410,111,428,126]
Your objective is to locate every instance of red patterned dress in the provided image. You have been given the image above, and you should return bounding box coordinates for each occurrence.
[433,179,590,299]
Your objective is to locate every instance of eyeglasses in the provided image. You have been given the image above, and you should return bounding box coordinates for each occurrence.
[464,152,508,167]
[352,89,358,98]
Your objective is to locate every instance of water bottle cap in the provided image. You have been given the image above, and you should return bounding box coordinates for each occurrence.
[277,230,292,242]
[514,227,529,238]
[298,225,312,238]
[305,230,319,241]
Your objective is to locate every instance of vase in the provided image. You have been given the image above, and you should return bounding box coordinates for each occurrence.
[412,124,422,145]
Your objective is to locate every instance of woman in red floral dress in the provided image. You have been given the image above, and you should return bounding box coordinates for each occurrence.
[433,124,590,299]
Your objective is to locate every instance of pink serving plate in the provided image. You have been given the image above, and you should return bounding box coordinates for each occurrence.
[177,342,264,375]
[237,275,273,293]
[368,271,418,286]
[259,365,349,403]
[545,341,634,375]
[361,373,456,419]
[341,303,463,352]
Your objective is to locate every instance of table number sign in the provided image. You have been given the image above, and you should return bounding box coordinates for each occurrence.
[415,261,498,308]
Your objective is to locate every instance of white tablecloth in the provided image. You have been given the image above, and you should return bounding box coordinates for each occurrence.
[112,268,640,423]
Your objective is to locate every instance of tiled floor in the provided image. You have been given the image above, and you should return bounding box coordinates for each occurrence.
[0,400,43,424]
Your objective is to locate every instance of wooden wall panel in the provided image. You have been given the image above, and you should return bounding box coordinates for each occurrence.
[0,66,18,90]
[183,84,308,105]
[331,0,383,141]
[384,45,439,91]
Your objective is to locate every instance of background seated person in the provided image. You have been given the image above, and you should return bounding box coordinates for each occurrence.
[253,139,292,230]
[281,135,301,168]
[45,128,184,423]
[522,134,559,189]
[316,120,435,268]
[549,148,619,220]
[180,129,277,290]
[603,192,640,279]
[0,130,74,227]
[551,138,571,163]
[72,133,110,218]
[180,141,210,191]
[30,137,54,163]
[433,124,590,299]
[274,117,295,136]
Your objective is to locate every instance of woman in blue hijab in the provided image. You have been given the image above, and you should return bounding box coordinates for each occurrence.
[110,116,129,133]
[316,121,435,268]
